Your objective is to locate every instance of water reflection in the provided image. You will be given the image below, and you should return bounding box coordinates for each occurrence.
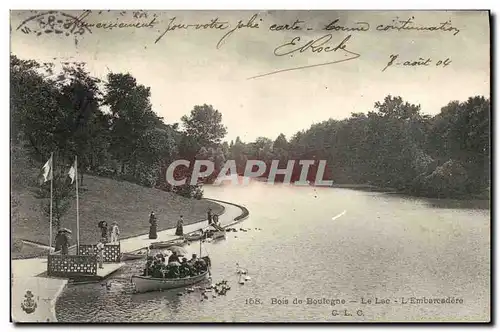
[422,197,490,210]
[55,182,490,322]
[130,288,183,314]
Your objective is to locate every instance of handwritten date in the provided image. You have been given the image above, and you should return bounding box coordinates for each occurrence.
[382,54,452,71]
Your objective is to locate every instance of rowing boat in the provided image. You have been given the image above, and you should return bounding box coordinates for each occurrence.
[211,230,226,240]
[121,250,147,261]
[131,270,209,293]
[132,241,211,293]
[184,231,204,242]
[210,223,226,240]
[149,238,186,249]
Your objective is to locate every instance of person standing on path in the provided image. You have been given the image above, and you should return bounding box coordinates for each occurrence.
[149,212,158,239]
[110,222,120,243]
[175,215,184,236]
[96,238,105,269]
[98,221,109,243]
[54,230,64,253]
[207,208,213,225]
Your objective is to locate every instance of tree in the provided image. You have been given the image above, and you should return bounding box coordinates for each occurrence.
[11,56,111,183]
[229,136,248,174]
[374,95,421,120]
[56,63,106,184]
[221,141,230,159]
[10,55,61,160]
[426,96,490,191]
[181,104,227,150]
[273,133,288,151]
[103,73,160,176]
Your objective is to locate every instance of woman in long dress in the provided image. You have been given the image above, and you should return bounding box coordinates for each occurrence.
[149,212,158,239]
[110,222,120,243]
[175,215,184,236]
[96,238,105,269]
[98,221,108,243]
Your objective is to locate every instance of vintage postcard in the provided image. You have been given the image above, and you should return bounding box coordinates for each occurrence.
[10,10,490,323]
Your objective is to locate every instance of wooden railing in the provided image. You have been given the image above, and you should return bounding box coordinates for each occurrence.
[77,243,121,262]
[47,254,97,277]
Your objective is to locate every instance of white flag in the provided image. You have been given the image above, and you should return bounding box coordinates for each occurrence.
[68,158,77,184]
[41,156,52,183]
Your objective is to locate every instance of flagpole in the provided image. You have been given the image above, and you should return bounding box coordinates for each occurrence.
[49,152,53,254]
[76,156,80,252]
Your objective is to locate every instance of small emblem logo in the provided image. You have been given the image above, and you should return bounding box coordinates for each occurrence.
[21,290,37,314]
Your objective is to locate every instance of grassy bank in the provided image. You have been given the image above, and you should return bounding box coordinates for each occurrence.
[11,174,224,259]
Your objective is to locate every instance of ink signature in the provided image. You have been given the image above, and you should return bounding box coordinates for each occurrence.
[248,34,360,80]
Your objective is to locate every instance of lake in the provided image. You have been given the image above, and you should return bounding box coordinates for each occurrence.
[55,181,490,322]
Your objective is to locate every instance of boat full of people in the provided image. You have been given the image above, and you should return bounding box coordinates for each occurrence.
[132,270,209,293]
[131,248,211,293]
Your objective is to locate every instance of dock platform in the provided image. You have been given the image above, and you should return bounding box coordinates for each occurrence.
[96,262,125,279]
[69,262,126,282]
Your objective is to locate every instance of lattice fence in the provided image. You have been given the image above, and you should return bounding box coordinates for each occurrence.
[78,244,121,262]
[47,254,97,277]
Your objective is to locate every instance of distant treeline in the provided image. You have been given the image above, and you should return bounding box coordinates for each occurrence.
[224,95,490,199]
[11,54,490,200]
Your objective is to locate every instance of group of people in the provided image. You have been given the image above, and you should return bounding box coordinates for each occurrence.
[97,221,120,244]
[150,208,221,238]
[95,221,120,268]
[143,252,209,279]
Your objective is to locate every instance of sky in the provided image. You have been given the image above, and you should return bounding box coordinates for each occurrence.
[10,10,490,142]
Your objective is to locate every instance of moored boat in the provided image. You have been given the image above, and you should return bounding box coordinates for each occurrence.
[131,270,209,293]
[210,223,226,240]
[184,231,204,242]
[149,238,186,249]
[211,230,226,240]
[121,250,147,261]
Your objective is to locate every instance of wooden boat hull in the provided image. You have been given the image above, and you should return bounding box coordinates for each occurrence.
[184,233,204,241]
[132,271,209,293]
[149,239,185,249]
[121,252,146,261]
[210,223,226,240]
[212,231,226,240]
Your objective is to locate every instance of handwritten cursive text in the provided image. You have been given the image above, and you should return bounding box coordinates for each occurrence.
[382,54,452,71]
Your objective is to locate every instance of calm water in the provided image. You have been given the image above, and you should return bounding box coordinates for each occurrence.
[56,182,490,322]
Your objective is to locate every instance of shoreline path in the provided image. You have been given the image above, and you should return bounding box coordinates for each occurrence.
[11,199,247,323]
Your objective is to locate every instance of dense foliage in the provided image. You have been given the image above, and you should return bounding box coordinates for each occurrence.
[10,55,211,211]
[227,95,490,198]
[11,54,490,208]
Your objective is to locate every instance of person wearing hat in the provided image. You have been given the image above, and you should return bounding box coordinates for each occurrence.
[168,251,181,265]
[180,257,192,278]
[175,215,184,236]
[98,221,109,243]
[149,211,158,239]
[55,229,71,255]
[207,208,213,225]
[110,222,120,244]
